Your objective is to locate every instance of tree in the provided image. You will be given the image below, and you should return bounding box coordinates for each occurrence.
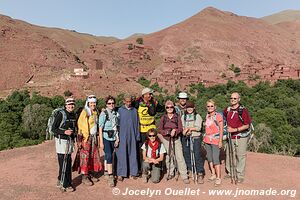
[137,76,150,87]
[248,123,272,153]
[22,104,52,139]
[64,90,73,97]
[136,37,143,45]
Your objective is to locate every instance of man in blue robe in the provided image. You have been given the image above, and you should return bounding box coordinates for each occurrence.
[116,95,140,180]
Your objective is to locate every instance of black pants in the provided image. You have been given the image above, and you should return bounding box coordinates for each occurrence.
[57,153,72,188]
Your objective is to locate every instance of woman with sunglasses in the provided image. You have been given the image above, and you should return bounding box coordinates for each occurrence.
[99,95,119,187]
[77,95,102,186]
[181,101,205,184]
[141,128,166,183]
[158,100,190,184]
[203,99,223,186]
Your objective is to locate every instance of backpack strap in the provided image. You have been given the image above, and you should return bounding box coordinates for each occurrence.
[238,106,245,124]
[58,109,67,131]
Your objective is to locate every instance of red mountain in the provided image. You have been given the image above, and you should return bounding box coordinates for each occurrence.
[1,7,300,98]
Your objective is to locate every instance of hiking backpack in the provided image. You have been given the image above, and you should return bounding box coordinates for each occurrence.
[225,106,254,138]
[212,112,228,140]
[46,107,67,140]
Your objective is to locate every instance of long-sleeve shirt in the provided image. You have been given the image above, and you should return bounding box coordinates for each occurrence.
[158,113,183,141]
[181,113,203,137]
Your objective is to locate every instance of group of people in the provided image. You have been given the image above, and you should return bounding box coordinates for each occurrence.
[51,88,252,192]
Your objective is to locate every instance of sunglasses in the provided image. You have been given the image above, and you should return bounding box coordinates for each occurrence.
[207,105,214,108]
[67,103,75,106]
[148,135,156,138]
[88,96,96,99]
[107,102,115,105]
[230,97,238,100]
[166,106,174,109]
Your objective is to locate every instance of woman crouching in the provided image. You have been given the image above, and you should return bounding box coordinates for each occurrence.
[141,128,166,183]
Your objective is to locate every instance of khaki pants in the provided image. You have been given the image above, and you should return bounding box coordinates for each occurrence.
[225,137,248,179]
[161,137,188,180]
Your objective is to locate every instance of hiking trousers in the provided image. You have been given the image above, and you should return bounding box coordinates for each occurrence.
[225,137,248,179]
[143,162,161,183]
[161,137,188,180]
[57,153,72,188]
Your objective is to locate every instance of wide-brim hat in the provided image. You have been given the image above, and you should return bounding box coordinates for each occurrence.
[142,87,154,96]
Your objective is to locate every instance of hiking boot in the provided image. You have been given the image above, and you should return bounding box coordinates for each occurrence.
[60,186,75,192]
[208,174,217,182]
[197,173,204,184]
[82,175,93,186]
[237,178,244,183]
[56,180,61,188]
[214,178,222,187]
[183,178,190,184]
[142,174,148,183]
[165,174,175,180]
[223,174,231,180]
[108,175,115,187]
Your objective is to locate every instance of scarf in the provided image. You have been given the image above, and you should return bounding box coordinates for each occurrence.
[148,140,159,159]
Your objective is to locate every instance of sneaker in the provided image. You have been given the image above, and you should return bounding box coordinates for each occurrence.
[104,171,109,180]
[208,174,217,182]
[197,173,204,184]
[108,175,115,187]
[223,174,231,179]
[187,170,192,178]
[90,176,99,183]
[142,174,148,183]
[183,178,190,184]
[237,178,244,183]
[117,176,124,182]
[130,176,138,180]
[214,178,222,187]
[82,175,93,186]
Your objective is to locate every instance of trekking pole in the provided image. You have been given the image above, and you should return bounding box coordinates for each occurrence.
[190,136,197,184]
[60,136,71,188]
[227,133,237,184]
[172,137,179,181]
[166,136,173,181]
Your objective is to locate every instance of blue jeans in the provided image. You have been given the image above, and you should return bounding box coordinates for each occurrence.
[181,136,205,174]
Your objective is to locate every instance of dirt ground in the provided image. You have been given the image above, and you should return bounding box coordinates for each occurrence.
[0,140,299,200]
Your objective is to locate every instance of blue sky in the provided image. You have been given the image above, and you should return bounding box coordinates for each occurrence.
[1,0,300,39]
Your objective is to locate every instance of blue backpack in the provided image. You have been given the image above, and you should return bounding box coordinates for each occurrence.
[204,112,228,141]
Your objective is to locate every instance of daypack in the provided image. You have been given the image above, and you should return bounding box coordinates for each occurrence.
[46,107,67,140]
[212,112,228,140]
[225,106,254,138]
[182,113,202,136]
[203,112,228,141]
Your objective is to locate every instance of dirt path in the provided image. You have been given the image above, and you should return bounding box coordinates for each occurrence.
[0,141,299,200]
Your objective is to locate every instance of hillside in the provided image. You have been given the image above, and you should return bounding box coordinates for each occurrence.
[1,7,300,98]
[0,140,299,200]
[261,10,300,24]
